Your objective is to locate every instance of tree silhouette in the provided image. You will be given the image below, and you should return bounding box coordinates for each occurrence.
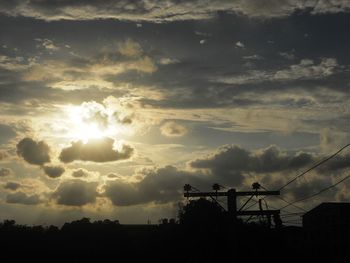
[178,198,228,229]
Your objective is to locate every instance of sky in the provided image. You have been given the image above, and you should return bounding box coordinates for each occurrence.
[1,0,350,226]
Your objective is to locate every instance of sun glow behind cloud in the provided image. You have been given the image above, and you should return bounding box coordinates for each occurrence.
[64,104,121,143]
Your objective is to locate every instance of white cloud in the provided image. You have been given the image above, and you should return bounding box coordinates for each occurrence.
[194,31,212,37]
[118,38,142,57]
[214,58,339,85]
[243,54,263,60]
[0,55,34,71]
[235,41,245,48]
[158,57,180,65]
[160,121,188,137]
[274,58,337,80]
[279,51,296,60]
[35,38,60,51]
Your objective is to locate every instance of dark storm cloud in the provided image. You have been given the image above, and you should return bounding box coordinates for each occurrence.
[6,191,41,205]
[1,0,350,21]
[186,144,350,204]
[104,165,199,206]
[318,153,350,174]
[286,176,333,201]
[42,165,65,178]
[59,137,133,163]
[104,180,139,206]
[93,142,346,207]
[4,182,21,191]
[16,137,51,165]
[190,145,314,185]
[104,146,315,206]
[52,179,98,206]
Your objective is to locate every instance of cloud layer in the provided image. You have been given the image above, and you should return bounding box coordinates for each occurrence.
[59,137,133,163]
[190,145,314,176]
[1,0,350,21]
[103,145,322,207]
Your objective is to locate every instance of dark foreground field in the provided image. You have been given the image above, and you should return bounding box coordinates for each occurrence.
[1,218,349,261]
[1,199,349,261]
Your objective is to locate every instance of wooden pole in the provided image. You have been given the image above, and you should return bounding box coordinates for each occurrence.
[227,189,237,219]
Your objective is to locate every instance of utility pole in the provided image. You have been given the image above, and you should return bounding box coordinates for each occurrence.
[183,183,281,227]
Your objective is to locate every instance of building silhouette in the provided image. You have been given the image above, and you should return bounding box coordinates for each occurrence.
[303,202,350,257]
[303,202,350,229]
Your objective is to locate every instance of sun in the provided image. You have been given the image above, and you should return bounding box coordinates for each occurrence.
[61,101,136,143]
[76,121,105,141]
[65,105,116,142]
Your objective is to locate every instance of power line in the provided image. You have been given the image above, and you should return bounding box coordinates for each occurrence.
[283,223,302,226]
[283,222,302,226]
[283,219,302,223]
[276,196,307,212]
[256,144,350,214]
[185,185,227,211]
[260,184,306,213]
[280,174,350,210]
[280,215,302,219]
[278,143,350,191]
[242,198,259,211]
[280,212,304,218]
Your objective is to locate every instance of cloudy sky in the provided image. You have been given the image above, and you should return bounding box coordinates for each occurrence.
[1,0,350,226]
